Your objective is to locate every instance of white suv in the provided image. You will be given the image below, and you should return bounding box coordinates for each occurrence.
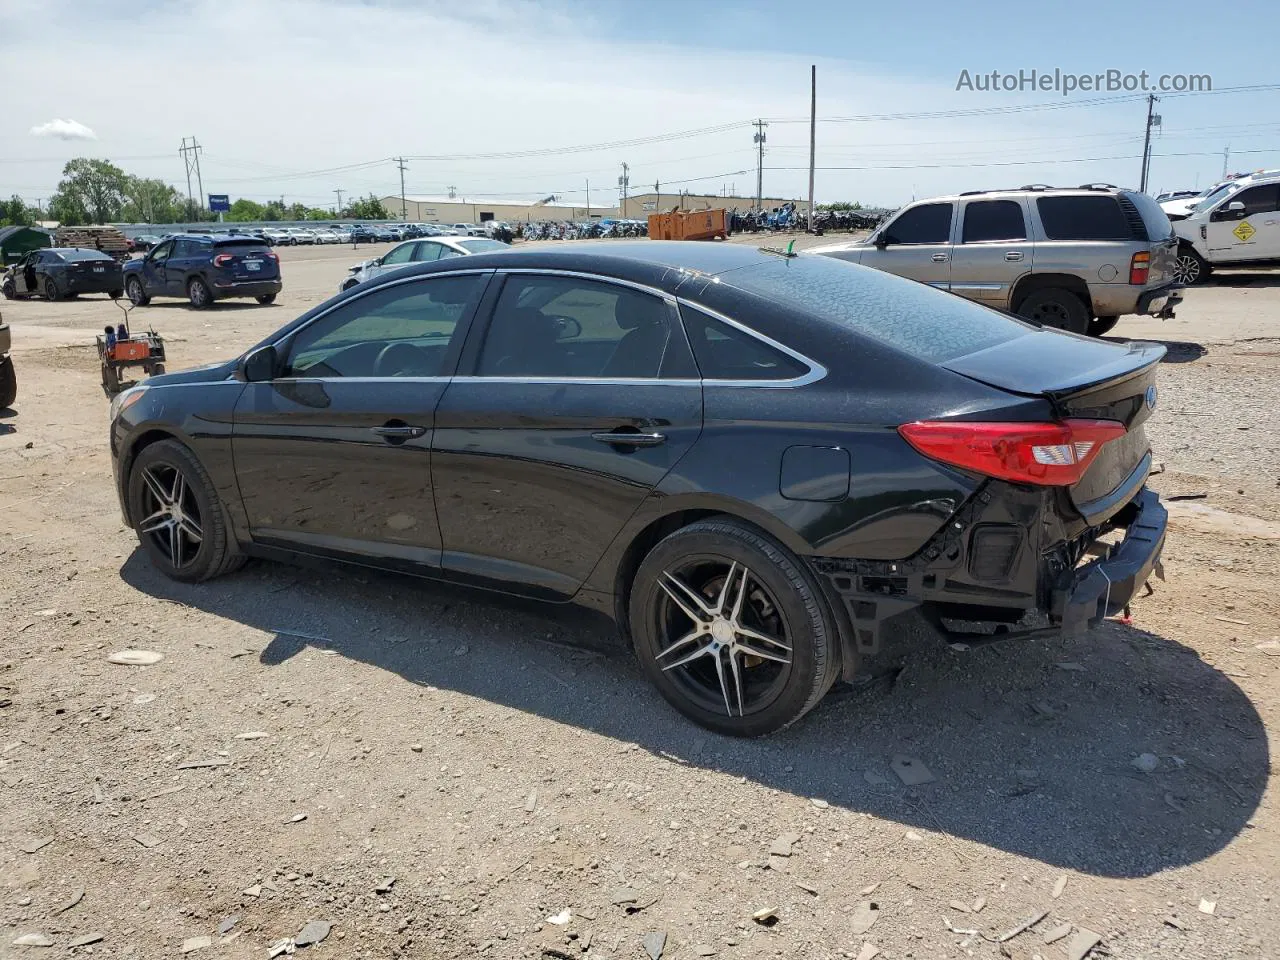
[1169,170,1280,284]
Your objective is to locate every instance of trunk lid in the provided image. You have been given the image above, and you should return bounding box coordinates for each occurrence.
[944,331,1164,521]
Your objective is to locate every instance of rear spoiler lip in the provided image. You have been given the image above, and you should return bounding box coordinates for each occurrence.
[942,333,1165,399]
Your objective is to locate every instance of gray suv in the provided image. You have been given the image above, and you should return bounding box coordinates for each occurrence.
[814,185,1181,336]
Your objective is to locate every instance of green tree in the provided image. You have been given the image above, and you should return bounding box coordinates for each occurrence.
[47,158,130,225]
[343,194,387,220]
[0,195,34,226]
[121,177,186,224]
[227,198,266,222]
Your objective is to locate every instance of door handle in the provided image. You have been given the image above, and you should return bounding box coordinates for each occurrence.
[1005,251,1024,261]
[931,254,949,262]
[372,424,426,440]
[591,430,666,447]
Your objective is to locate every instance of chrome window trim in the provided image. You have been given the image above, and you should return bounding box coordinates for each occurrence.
[494,267,678,305]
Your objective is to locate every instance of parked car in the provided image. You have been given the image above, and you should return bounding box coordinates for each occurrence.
[110,241,1166,736]
[2,248,124,301]
[260,228,292,246]
[348,225,378,244]
[1169,170,1280,284]
[813,185,1181,336]
[123,234,281,308]
[130,234,162,253]
[339,235,511,292]
[0,310,13,409]
[289,228,318,245]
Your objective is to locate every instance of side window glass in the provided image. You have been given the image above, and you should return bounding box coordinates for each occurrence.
[381,242,416,265]
[413,242,442,262]
[680,305,808,381]
[962,200,1027,243]
[283,275,486,378]
[151,241,173,261]
[476,275,671,378]
[1235,185,1280,217]
[437,248,464,260]
[1036,196,1130,240]
[883,203,953,244]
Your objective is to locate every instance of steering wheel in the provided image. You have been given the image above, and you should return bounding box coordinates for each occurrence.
[374,341,425,377]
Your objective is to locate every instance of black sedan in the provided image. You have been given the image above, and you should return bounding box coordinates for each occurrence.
[2,248,124,301]
[108,242,1167,736]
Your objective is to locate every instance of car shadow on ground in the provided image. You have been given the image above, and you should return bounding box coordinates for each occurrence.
[119,551,1267,880]
[1104,337,1207,363]
[134,301,265,312]
[1205,272,1280,289]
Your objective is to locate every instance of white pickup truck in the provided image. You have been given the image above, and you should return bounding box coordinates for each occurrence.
[1168,170,1280,284]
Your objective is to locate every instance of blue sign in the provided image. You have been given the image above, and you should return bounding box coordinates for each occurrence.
[208,194,230,212]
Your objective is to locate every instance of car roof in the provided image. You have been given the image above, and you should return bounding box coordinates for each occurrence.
[905,185,1133,204]
[369,240,775,293]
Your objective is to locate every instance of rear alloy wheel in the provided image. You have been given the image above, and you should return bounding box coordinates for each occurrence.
[255,293,277,305]
[1089,315,1120,337]
[187,277,211,308]
[42,276,61,301]
[126,276,150,306]
[630,518,841,736]
[1,279,15,300]
[1016,287,1089,335]
[1173,247,1210,285]
[127,439,243,582]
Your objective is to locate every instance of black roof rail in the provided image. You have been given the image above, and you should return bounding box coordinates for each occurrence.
[958,189,989,196]
[1077,182,1119,191]
[1018,184,1054,192]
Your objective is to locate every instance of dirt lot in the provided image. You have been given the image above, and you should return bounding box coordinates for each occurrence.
[2,238,1278,960]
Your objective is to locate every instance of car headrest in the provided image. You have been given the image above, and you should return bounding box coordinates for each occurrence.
[615,292,663,330]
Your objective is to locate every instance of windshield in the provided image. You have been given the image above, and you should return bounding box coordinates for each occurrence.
[1190,181,1243,213]
[55,249,114,262]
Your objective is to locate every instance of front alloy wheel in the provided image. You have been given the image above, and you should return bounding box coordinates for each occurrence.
[138,463,204,570]
[1173,249,1209,285]
[630,518,841,736]
[187,277,211,308]
[126,276,150,306]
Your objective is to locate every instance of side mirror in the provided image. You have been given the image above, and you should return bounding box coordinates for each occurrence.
[553,317,582,341]
[1226,201,1246,216]
[240,344,278,382]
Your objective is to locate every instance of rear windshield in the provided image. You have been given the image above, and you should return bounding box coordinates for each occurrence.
[456,238,509,253]
[214,238,272,251]
[725,254,1028,363]
[54,249,114,262]
[1035,196,1132,241]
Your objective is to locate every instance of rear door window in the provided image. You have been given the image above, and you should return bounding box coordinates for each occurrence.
[882,203,953,244]
[1036,196,1131,240]
[961,200,1026,243]
[1232,184,1280,216]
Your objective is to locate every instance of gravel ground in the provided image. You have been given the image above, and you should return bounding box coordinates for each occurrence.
[1,240,1277,959]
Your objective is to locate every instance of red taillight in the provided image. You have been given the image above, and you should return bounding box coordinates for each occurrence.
[266,251,279,262]
[213,253,233,267]
[898,419,1127,486]
[1129,251,1150,285]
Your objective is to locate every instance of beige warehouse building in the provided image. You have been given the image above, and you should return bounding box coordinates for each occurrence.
[383,195,618,224]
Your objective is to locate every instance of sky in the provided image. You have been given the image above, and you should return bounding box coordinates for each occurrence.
[2,0,1278,213]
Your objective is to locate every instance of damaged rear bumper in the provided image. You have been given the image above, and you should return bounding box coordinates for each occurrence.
[810,482,1167,672]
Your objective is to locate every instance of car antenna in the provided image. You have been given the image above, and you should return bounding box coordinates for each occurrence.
[758,239,798,259]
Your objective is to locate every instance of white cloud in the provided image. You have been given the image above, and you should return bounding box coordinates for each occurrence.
[29,118,97,141]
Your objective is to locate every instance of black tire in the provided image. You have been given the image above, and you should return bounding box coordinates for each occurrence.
[255,293,277,305]
[101,363,120,395]
[1,280,15,300]
[108,289,123,300]
[1089,315,1120,337]
[1173,246,1211,285]
[127,438,244,583]
[0,356,16,409]
[342,278,360,291]
[1016,287,1089,335]
[42,276,61,302]
[126,276,150,306]
[629,518,841,737]
[187,276,212,309]
[147,362,166,377]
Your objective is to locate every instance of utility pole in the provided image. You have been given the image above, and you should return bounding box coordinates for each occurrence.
[1222,145,1231,178]
[807,65,817,231]
[585,178,590,217]
[179,137,196,221]
[393,157,408,219]
[334,188,345,214]
[618,162,630,217]
[447,185,457,199]
[655,179,660,211]
[753,119,768,211]
[1138,94,1160,193]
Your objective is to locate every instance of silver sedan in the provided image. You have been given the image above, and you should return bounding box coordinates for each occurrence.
[339,235,512,292]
